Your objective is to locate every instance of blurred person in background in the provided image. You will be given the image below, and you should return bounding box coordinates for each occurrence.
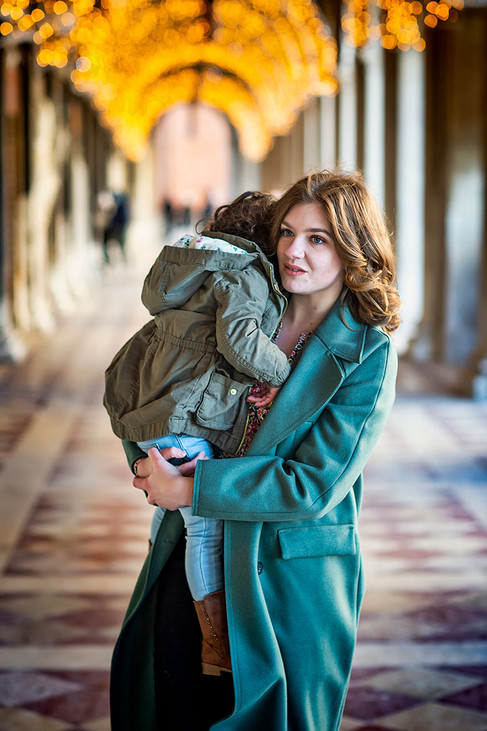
[96,190,130,264]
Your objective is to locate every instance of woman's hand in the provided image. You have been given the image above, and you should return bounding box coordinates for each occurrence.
[133,446,192,478]
[132,447,203,510]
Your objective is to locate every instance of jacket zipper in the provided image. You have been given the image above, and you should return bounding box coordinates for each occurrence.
[269,268,288,315]
[235,410,250,454]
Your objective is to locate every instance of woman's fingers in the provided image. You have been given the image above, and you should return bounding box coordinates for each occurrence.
[179,452,209,476]
[133,449,177,505]
[154,446,186,461]
[133,456,151,478]
[133,447,184,489]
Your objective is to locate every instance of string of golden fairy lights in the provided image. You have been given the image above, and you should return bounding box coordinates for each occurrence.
[340,0,463,51]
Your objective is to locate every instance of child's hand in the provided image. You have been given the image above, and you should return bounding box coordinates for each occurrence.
[246,383,280,408]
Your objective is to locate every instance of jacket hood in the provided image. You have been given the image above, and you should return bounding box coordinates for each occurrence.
[142,232,282,316]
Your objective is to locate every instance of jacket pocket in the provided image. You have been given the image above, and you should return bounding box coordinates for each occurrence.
[195,372,248,430]
[278,525,356,559]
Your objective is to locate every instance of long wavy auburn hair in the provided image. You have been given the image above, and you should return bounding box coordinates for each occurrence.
[270,170,402,333]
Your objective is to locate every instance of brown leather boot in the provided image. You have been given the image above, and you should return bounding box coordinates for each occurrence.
[193,589,232,676]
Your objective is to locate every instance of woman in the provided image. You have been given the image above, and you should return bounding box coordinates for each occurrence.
[110,169,401,731]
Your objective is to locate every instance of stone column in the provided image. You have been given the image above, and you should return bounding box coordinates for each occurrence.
[319,94,337,170]
[0,46,27,360]
[337,42,357,170]
[289,112,306,182]
[233,154,262,196]
[413,11,487,397]
[261,114,305,193]
[303,97,320,173]
[27,61,65,331]
[361,43,386,208]
[129,142,159,269]
[66,99,94,296]
[443,11,487,398]
[0,46,29,359]
[394,49,426,355]
[441,13,485,395]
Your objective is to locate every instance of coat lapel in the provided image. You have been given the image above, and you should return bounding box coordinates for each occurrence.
[246,298,367,456]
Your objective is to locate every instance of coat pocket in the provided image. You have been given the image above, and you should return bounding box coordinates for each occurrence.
[195,371,248,430]
[278,525,356,559]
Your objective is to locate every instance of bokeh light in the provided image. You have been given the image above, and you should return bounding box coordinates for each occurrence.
[341,0,463,51]
[1,0,461,159]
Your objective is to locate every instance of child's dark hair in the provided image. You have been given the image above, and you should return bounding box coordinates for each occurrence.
[197,191,276,254]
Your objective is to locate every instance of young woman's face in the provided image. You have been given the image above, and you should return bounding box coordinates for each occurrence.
[276,202,344,303]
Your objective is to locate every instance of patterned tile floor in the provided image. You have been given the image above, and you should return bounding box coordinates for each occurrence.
[0,256,486,730]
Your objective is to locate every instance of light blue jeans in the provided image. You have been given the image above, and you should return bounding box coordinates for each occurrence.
[136,434,223,601]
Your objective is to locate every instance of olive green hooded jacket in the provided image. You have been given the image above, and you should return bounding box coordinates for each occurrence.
[110,296,398,731]
[103,232,289,453]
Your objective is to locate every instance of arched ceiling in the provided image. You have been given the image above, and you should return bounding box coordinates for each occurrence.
[67,0,338,161]
[0,0,463,160]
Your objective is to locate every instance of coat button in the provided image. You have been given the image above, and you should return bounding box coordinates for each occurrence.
[230,388,237,395]
[257,561,263,574]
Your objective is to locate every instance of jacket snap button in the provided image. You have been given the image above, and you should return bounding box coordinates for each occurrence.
[257,561,263,574]
[230,388,237,395]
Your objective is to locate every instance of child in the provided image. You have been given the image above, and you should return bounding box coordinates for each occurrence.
[103,191,290,673]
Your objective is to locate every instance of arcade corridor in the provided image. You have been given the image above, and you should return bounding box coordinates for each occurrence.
[0,254,486,731]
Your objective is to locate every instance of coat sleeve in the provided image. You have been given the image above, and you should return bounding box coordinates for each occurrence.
[192,336,397,522]
[213,268,291,386]
[121,439,147,473]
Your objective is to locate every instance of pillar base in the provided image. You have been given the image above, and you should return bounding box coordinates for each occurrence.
[471,358,487,402]
[0,328,27,363]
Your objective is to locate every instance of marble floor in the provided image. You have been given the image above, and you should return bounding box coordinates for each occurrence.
[0,258,486,730]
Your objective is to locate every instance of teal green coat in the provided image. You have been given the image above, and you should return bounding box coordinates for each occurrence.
[110,297,398,731]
